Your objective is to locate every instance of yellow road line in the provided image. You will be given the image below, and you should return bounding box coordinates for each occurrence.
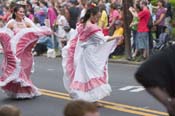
[103,105,158,116]
[41,91,158,116]
[98,100,168,116]
[40,89,68,96]
[41,92,71,101]
[39,89,168,116]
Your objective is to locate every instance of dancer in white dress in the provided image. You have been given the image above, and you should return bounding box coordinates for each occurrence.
[62,3,120,102]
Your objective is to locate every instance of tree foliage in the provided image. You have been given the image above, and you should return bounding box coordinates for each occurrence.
[151,0,175,7]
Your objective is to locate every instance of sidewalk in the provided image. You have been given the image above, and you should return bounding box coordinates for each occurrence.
[54,53,142,65]
[108,57,142,65]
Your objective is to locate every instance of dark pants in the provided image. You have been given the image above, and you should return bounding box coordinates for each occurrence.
[34,43,47,56]
[156,25,166,39]
[110,44,125,57]
[132,30,137,50]
[149,31,153,49]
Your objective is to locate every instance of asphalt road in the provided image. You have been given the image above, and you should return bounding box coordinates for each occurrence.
[0,55,168,116]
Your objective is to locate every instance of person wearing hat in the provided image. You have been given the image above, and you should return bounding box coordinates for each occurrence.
[112,20,124,44]
[110,20,124,58]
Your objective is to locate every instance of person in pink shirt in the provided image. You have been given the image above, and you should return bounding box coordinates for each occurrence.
[27,9,34,21]
[154,0,167,39]
[108,3,119,35]
[47,1,57,29]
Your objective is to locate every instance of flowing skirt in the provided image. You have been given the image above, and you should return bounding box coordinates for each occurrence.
[62,36,117,102]
[0,27,51,98]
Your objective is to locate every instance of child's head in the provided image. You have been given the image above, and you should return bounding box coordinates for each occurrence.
[0,105,21,116]
[114,20,122,29]
[64,100,100,116]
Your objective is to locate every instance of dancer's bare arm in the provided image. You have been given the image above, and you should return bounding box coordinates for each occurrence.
[7,22,14,30]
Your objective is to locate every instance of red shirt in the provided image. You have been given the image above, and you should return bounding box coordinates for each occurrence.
[137,7,150,32]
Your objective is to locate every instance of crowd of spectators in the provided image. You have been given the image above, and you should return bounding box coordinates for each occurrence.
[0,0,173,61]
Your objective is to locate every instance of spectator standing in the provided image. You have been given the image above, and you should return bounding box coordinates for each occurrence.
[68,0,81,29]
[147,0,153,15]
[130,4,141,52]
[27,9,34,21]
[98,4,108,35]
[104,0,111,16]
[47,1,57,29]
[62,5,70,24]
[32,0,40,14]
[154,0,167,39]
[146,0,154,52]
[35,1,48,26]
[108,3,119,35]
[129,1,151,61]
[47,0,58,54]
[0,6,12,22]
[55,8,69,49]
[117,5,123,21]
[164,0,173,33]
[26,1,34,21]
[79,0,88,20]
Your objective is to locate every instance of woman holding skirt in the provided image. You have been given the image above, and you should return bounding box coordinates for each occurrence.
[62,3,120,103]
[0,3,51,99]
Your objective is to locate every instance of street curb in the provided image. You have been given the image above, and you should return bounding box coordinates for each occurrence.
[57,56,142,65]
[108,59,142,65]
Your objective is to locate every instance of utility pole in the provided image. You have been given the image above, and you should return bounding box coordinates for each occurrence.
[122,0,133,59]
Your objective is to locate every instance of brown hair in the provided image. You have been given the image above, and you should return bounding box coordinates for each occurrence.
[0,105,21,116]
[81,0,87,7]
[158,0,165,7]
[110,3,116,9]
[64,100,98,116]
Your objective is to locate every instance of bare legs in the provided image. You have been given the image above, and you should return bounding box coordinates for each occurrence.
[132,48,149,59]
